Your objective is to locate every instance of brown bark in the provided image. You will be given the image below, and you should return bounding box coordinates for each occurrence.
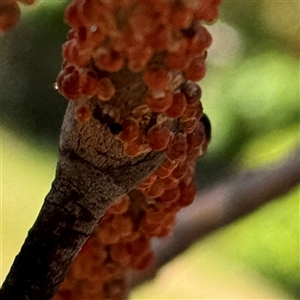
[0,67,168,300]
[130,147,300,287]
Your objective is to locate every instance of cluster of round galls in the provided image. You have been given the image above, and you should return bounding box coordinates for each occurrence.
[54,0,219,299]
[0,0,36,33]
[55,79,211,300]
[55,98,210,300]
[120,78,206,158]
[55,118,210,300]
[55,0,220,123]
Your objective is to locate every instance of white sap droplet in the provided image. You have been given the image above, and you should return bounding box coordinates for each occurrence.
[53,82,58,90]
[90,25,97,32]
[151,90,166,99]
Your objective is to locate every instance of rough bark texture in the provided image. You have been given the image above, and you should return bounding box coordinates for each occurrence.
[130,147,300,287]
[0,68,167,300]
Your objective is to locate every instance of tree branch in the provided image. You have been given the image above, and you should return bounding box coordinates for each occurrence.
[0,70,166,300]
[130,147,300,287]
[0,1,224,299]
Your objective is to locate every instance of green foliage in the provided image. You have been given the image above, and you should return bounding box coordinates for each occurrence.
[215,187,299,297]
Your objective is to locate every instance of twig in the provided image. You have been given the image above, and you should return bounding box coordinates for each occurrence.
[130,147,300,287]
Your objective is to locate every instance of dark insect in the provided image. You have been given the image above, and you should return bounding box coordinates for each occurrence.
[200,113,211,142]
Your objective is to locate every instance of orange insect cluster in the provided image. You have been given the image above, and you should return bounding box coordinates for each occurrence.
[0,0,36,33]
[53,0,220,299]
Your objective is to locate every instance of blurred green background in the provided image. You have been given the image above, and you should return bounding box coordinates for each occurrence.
[0,0,299,299]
